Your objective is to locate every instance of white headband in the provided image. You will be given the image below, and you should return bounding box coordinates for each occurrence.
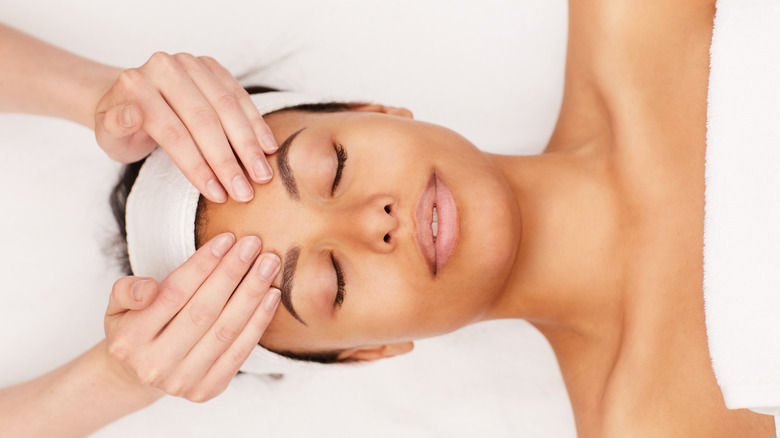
[126,91,368,374]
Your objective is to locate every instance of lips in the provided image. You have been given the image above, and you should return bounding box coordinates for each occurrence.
[433,176,458,271]
[414,172,458,275]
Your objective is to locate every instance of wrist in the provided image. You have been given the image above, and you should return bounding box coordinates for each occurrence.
[76,64,123,130]
[0,25,122,129]
[90,340,165,407]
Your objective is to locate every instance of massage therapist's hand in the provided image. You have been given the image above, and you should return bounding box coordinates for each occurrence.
[103,233,281,402]
[94,52,278,203]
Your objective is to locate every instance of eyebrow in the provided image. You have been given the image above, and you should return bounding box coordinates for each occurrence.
[276,127,306,202]
[280,246,306,325]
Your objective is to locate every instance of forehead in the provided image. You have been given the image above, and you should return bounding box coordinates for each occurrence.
[263,109,337,133]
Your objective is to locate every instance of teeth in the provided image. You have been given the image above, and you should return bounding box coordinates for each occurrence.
[432,205,439,242]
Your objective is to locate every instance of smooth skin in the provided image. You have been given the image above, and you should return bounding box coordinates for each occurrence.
[198,0,777,436]
[200,107,521,358]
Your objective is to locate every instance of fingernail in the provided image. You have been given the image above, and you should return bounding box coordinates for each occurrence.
[233,175,254,202]
[262,134,278,152]
[257,253,281,280]
[253,157,273,182]
[211,233,236,258]
[239,236,262,263]
[120,104,134,128]
[131,280,150,301]
[207,178,228,203]
[263,288,281,312]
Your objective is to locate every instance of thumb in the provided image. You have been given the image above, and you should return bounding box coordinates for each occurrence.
[95,102,153,162]
[107,276,160,316]
[102,103,143,136]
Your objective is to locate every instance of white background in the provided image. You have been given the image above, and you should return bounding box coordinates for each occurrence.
[0,1,575,436]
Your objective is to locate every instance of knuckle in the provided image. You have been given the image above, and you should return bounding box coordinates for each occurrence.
[192,108,220,130]
[234,86,251,98]
[249,310,274,331]
[158,283,186,308]
[222,261,250,283]
[106,338,131,362]
[230,345,252,367]
[188,302,217,327]
[214,324,239,345]
[192,162,215,185]
[198,56,218,68]
[172,52,195,64]
[138,366,164,388]
[215,93,239,113]
[244,280,266,299]
[161,379,186,397]
[149,51,174,67]
[239,138,262,154]
[161,124,190,147]
[192,253,217,277]
[248,113,267,130]
[187,390,211,403]
[215,155,241,172]
[111,279,127,302]
[117,68,144,87]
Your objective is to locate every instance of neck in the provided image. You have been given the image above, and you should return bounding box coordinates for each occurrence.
[482,145,626,341]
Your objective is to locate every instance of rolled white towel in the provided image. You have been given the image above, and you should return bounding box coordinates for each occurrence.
[703,0,780,429]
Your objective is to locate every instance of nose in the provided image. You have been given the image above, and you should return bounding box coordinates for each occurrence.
[339,194,399,253]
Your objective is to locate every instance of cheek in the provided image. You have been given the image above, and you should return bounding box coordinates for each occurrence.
[359,261,497,339]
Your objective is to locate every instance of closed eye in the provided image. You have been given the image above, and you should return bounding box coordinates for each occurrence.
[331,143,347,196]
[330,252,345,309]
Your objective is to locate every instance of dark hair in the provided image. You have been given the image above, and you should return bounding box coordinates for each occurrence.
[110,160,146,276]
[109,87,367,364]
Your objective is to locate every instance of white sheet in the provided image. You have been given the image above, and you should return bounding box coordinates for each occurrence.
[0,1,574,436]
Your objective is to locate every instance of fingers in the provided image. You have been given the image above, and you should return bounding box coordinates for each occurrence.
[199,57,278,154]
[182,56,276,183]
[124,232,236,340]
[181,254,281,387]
[132,80,231,203]
[197,288,281,400]
[94,52,278,205]
[149,64,252,202]
[155,236,263,359]
[103,232,282,403]
[142,52,277,200]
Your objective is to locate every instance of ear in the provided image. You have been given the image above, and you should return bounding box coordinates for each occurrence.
[337,342,414,362]
[351,103,414,119]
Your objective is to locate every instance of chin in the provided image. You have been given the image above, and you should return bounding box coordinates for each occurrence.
[455,173,521,302]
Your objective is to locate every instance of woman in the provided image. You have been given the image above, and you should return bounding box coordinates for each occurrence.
[116,0,775,436]
[2,0,771,436]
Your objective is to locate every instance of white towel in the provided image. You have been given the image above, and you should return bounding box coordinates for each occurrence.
[703,0,780,427]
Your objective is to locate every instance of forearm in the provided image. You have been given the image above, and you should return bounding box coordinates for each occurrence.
[0,341,163,438]
[0,23,121,128]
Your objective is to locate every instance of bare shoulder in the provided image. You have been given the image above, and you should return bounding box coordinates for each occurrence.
[593,349,777,438]
[548,0,716,152]
[569,0,715,94]
[567,0,716,47]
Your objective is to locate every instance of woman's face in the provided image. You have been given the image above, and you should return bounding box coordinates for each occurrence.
[199,105,522,359]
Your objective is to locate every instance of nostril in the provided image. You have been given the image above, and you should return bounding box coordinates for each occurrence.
[384,234,390,243]
[384,205,391,214]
